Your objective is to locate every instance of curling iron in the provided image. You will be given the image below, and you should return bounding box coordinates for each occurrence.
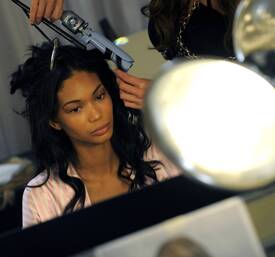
[11,0,134,71]
[61,11,134,71]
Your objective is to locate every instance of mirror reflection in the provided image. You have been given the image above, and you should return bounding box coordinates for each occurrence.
[0,0,153,233]
[1,2,275,256]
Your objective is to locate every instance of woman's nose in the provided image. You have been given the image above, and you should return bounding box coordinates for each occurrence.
[87,103,101,122]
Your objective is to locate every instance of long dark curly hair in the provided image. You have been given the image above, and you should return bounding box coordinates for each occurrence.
[141,0,240,53]
[10,42,160,214]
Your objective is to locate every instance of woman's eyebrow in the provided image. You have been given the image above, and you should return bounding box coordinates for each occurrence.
[63,84,103,108]
[63,99,81,108]
[92,83,103,95]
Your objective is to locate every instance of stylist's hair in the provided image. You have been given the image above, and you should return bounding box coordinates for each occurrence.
[142,0,191,52]
[218,0,241,51]
[141,0,240,53]
[10,43,159,213]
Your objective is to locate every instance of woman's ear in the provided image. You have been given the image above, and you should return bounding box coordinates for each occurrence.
[49,120,62,131]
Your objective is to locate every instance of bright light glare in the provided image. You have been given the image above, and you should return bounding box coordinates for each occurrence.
[114,37,129,46]
[148,60,275,189]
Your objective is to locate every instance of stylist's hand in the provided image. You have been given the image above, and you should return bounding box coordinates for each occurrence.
[30,0,64,24]
[115,69,151,110]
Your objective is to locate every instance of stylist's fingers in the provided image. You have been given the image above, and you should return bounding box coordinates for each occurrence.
[123,101,142,110]
[119,90,142,104]
[30,0,64,24]
[115,69,147,87]
[118,79,143,97]
[51,0,64,21]
[35,0,47,24]
[115,69,151,110]
[30,0,39,24]
[44,0,55,19]
[115,70,151,97]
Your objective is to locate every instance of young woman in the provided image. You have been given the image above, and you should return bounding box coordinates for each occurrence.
[10,43,180,227]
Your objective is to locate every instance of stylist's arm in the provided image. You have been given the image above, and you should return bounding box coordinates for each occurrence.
[30,0,64,24]
[115,69,151,110]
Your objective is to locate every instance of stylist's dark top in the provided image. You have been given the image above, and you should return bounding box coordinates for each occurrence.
[148,1,234,60]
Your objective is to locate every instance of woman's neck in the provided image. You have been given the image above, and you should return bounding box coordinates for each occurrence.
[74,141,119,181]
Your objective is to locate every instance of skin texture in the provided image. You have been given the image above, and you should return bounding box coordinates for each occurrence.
[50,71,113,147]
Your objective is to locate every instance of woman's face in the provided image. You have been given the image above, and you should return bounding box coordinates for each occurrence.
[50,71,114,147]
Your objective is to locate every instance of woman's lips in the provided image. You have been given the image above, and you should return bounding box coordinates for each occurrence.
[90,123,111,136]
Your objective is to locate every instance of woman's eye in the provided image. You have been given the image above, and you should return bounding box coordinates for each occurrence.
[69,107,82,113]
[95,91,106,101]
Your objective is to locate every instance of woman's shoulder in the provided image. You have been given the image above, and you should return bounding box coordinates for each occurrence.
[24,167,68,199]
[27,170,50,187]
[22,170,53,223]
[23,167,75,225]
[26,168,61,188]
[23,170,58,202]
[22,169,68,226]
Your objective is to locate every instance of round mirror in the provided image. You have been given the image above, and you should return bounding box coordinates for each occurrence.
[234,0,275,62]
[144,59,275,191]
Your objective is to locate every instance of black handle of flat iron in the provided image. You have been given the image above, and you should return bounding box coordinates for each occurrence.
[10,0,86,49]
